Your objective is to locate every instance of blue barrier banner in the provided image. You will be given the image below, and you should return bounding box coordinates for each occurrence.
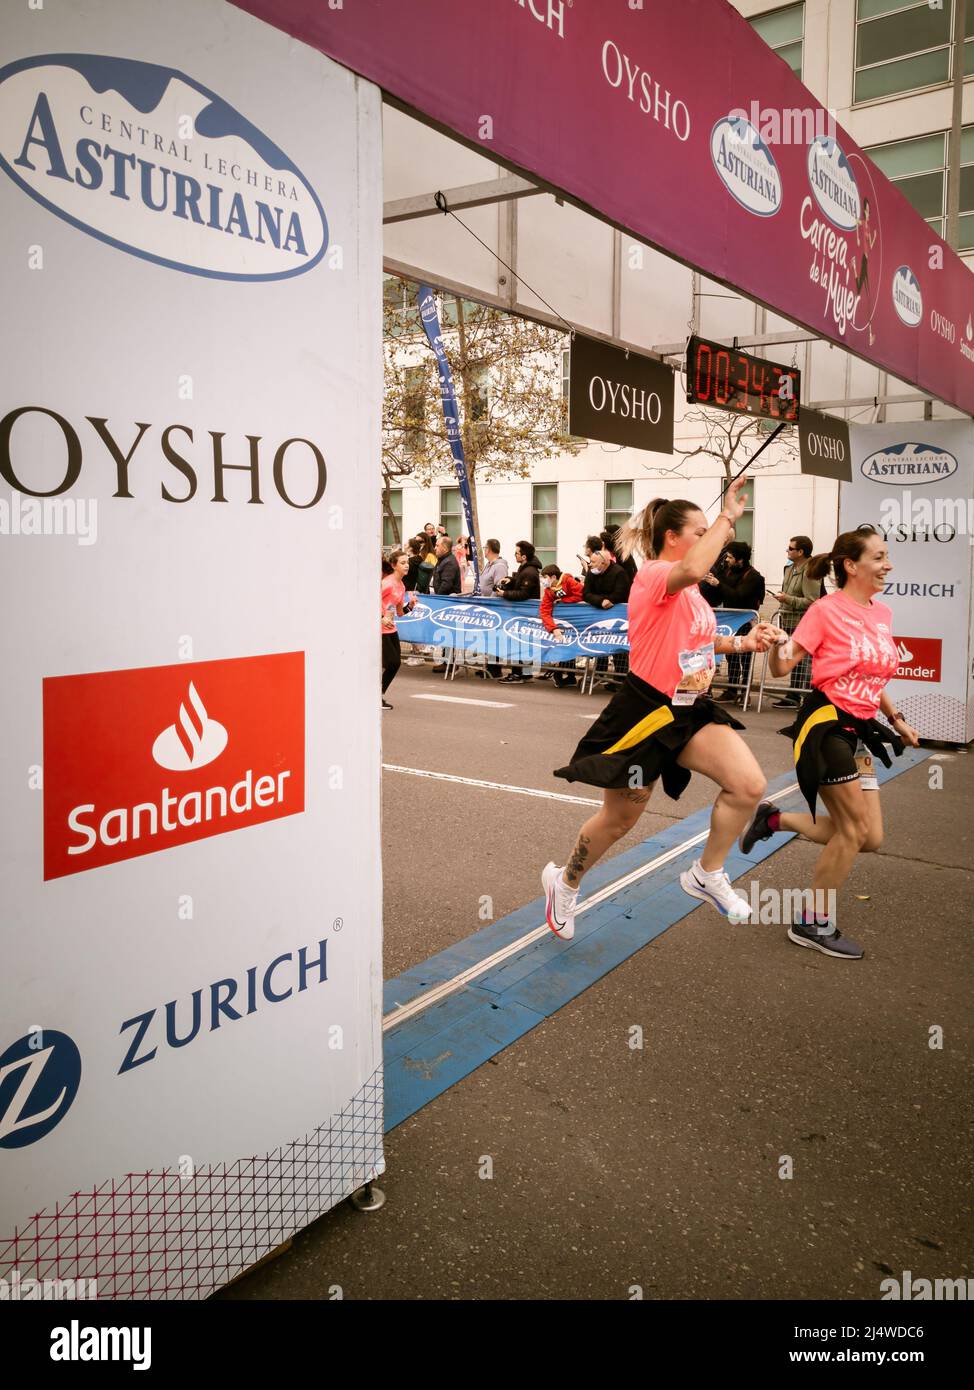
[417,284,480,593]
[397,594,757,665]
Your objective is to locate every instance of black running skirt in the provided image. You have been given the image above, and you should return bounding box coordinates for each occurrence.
[779,686,903,817]
[554,672,744,800]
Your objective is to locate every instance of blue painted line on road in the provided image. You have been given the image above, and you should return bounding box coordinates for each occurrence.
[383,748,931,1131]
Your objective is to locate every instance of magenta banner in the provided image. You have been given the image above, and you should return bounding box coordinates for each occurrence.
[232,0,974,417]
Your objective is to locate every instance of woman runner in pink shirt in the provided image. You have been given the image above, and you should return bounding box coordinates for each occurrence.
[381,550,416,710]
[741,528,920,959]
[543,478,781,939]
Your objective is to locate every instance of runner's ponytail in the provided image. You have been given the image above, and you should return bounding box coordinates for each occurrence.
[616,498,698,562]
[807,528,874,588]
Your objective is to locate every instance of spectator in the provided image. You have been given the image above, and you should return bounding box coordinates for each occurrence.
[540,564,584,688]
[474,539,511,680]
[583,543,632,687]
[430,536,462,673]
[771,534,820,708]
[497,540,542,683]
[404,537,423,592]
[601,526,638,583]
[416,533,437,594]
[431,535,461,595]
[702,541,765,703]
[454,534,469,591]
[479,539,509,596]
[380,550,417,710]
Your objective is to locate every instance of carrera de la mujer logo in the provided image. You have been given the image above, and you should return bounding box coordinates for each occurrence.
[0,53,328,280]
[43,652,305,879]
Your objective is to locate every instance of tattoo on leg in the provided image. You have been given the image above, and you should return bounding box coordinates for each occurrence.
[620,787,651,805]
[566,833,591,883]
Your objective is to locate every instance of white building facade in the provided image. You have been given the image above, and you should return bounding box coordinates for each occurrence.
[384,0,974,589]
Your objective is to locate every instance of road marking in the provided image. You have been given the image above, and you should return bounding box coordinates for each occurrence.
[382,764,602,806]
[411,693,515,708]
[383,779,801,1032]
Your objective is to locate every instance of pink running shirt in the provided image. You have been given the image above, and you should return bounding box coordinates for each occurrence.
[792,590,898,718]
[381,574,405,633]
[627,561,717,704]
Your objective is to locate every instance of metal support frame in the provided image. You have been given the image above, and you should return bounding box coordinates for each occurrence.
[383,174,543,224]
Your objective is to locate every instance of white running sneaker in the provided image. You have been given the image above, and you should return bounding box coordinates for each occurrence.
[542,862,577,941]
[680,859,751,923]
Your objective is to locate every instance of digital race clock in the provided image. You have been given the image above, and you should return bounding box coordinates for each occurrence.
[686,335,800,422]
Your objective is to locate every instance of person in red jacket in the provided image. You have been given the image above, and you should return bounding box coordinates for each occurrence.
[540,565,584,689]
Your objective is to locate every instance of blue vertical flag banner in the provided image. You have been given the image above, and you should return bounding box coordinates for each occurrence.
[417,284,481,593]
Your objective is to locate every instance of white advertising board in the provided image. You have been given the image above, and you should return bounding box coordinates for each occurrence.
[0,0,383,1299]
[842,423,974,744]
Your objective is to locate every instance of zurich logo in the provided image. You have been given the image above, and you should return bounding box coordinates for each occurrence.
[432,605,500,631]
[710,116,781,218]
[0,54,328,280]
[579,617,629,652]
[807,135,860,230]
[891,266,922,327]
[860,442,958,486]
[0,1029,82,1148]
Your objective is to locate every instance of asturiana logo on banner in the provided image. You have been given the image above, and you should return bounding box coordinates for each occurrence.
[42,652,305,880]
[578,617,629,652]
[891,266,922,327]
[431,605,501,631]
[0,54,328,280]
[806,135,860,229]
[860,442,959,485]
[710,116,781,217]
[0,1029,82,1149]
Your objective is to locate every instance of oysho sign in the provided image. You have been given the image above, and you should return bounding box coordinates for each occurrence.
[0,54,328,279]
[569,333,674,452]
[798,406,851,481]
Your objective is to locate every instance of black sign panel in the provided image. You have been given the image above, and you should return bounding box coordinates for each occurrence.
[569,334,674,452]
[798,407,851,481]
[686,335,800,422]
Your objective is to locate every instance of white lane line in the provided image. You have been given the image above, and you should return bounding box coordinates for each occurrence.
[382,765,602,806]
[382,779,801,1031]
[411,693,515,708]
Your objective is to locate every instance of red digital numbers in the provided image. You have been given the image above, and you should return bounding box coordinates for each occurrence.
[695,341,712,400]
[687,337,799,421]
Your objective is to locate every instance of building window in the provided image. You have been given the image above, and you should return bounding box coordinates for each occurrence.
[868,128,974,250]
[723,478,755,549]
[440,486,462,539]
[853,0,971,104]
[383,488,403,549]
[867,132,947,238]
[383,275,422,336]
[404,364,427,456]
[604,482,634,534]
[532,483,558,569]
[750,3,804,78]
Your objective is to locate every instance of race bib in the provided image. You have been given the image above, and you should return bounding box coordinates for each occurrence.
[672,642,716,705]
[854,742,879,791]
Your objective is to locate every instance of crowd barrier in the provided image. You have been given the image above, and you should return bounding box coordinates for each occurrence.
[397,595,758,691]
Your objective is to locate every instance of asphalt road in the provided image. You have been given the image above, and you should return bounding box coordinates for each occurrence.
[221,660,974,1301]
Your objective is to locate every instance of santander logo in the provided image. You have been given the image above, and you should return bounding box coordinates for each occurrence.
[151,682,228,771]
[43,653,304,880]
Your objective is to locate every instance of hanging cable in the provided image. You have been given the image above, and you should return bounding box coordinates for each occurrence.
[433,190,576,335]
